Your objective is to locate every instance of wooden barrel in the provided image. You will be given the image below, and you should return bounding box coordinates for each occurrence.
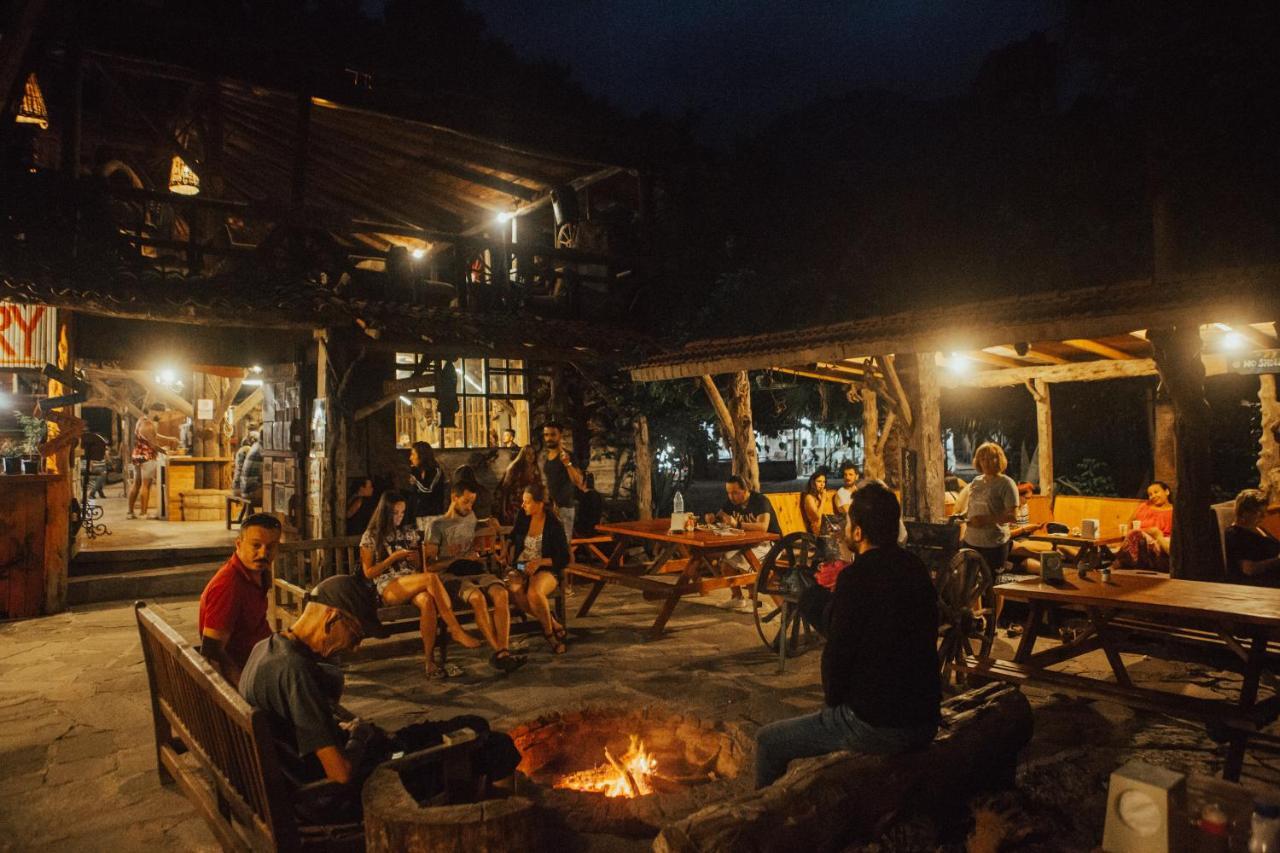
[363,766,539,852]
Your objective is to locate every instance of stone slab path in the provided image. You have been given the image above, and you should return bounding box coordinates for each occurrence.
[1,588,1277,851]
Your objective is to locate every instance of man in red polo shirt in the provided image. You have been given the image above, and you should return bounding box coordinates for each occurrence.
[199,513,283,686]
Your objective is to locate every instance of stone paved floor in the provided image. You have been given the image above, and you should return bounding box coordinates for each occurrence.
[2,588,1279,852]
[79,494,236,553]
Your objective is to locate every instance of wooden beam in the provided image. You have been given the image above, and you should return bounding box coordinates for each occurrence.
[967,350,1027,369]
[773,366,858,385]
[633,415,654,520]
[1032,378,1053,498]
[1062,339,1132,360]
[876,355,913,430]
[985,345,1069,365]
[232,387,263,426]
[1229,324,1278,349]
[729,371,760,492]
[700,375,736,442]
[941,355,1231,389]
[860,387,884,481]
[815,361,869,376]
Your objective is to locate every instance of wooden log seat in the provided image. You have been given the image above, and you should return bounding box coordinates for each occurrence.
[272,536,566,657]
[653,683,1033,853]
[363,766,538,852]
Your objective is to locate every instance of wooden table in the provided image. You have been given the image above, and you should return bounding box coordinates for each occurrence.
[971,571,1280,780]
[571,519,778,640]
[1024,530,1126,548]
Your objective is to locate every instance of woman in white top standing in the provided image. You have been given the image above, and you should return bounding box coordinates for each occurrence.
[959,442,1020,574]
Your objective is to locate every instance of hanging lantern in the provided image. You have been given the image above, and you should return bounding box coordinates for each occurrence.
[168,154,200,195]
[15,73,48,129]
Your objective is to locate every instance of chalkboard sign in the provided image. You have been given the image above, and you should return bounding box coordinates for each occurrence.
[1227,349,1280,374]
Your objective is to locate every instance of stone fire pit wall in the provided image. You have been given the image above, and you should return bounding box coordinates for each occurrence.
[509,705,753,837]
[654,682,1033,853]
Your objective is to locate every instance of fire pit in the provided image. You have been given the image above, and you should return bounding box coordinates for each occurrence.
[509,705,751,837]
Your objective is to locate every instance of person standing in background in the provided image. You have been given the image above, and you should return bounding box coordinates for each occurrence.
[407,440,447,526]
[541,422,585,546]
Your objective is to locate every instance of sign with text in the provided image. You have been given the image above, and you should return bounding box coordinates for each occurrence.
[0,303,57,369]
[1227,349,1280,375]
[196,398,214,420]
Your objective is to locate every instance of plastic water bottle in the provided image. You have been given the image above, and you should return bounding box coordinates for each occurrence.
[673,491,684,515]
[1250,801,1280,852]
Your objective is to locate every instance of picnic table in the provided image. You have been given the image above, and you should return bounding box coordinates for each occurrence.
[969,571,1280,780]
[570,519,778,640]
[1024,528,1127,548]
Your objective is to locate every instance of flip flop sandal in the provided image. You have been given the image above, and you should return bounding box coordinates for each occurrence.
[543,632,567,655]
[427,662,464,679]
[552,625,568,642]
[490,651,527,673]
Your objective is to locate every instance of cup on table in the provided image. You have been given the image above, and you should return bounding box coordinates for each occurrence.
[1117,521,1128,537]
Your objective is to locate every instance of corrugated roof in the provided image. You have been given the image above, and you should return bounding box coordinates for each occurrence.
[629,266,1280,381]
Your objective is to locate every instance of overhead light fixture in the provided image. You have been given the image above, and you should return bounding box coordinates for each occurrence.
[947,353,971,373]
[168,155,200,195]
[495,211,513,224]
[243,378,263,387]
[411,247,426,260]
[15,73,48,129]
[399,395,412,405]
[251,365,263,374]
[157,368,177,385]
[1222,332,1245,351]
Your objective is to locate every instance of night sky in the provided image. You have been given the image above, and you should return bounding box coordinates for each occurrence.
[442,1,1061,136]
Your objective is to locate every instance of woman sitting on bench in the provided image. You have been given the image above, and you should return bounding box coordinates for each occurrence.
[360,491,482,679]
[502,483,569,655]
[1109,481,1174,573]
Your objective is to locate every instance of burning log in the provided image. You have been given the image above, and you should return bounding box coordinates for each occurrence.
[654,683,1033,853]
[603,747,641,799]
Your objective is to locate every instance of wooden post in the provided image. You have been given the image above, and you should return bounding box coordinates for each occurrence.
[43,310,74,613]
[860,387,885,481]
[633,414,654,520]
[1259,373,1280,503]
[700,375,736,447]
[729,371,760,492]
[1149,326,1222,580]
[1153,396,1177,489]
[899,353,946,521]
[1032,379,1054,498]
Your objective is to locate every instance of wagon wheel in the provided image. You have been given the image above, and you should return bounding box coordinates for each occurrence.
[934,547,996,692]
[752,532,821,657]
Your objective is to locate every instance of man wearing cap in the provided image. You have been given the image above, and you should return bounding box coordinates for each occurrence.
[239,575,520,816]
[198,512,284,687]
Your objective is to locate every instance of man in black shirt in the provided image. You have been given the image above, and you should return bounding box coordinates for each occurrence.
[710,475,781,609]
[542,421,586,547]
[754,482,939,788]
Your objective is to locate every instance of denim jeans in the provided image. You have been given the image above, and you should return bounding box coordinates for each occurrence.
[559,506,576,544]
[754,704,937,788]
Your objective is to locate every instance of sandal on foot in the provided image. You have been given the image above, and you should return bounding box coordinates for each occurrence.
[490,650,527,673]
[427,661,464,679]
[552,624,568,642]
[543,632,567,655]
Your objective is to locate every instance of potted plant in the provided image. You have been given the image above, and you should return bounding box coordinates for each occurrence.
[16,413,45,474]
[1,439,20,474]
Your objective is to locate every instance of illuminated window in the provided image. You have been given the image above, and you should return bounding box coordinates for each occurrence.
[394,356,530,450]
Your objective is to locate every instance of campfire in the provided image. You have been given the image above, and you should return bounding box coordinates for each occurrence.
[555,735,657,798]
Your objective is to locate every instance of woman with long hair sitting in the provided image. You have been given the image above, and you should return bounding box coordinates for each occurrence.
[1111,481,1174,572]
[360,491,482,678]
[800,469,843,560]
[407,441,447,525]
[503,482,569,655]
[496,445,542,525]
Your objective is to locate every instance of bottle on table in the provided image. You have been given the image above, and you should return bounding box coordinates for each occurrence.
[1250,801,1280,853]
[673,491,684,515]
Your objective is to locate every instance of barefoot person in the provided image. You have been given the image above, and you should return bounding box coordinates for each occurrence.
[424,482,526,673]
[504,483,569,655]
[360,491,482,678]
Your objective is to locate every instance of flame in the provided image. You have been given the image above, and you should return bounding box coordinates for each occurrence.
[555,735,657,798]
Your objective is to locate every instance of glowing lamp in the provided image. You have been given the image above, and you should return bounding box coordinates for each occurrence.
[947,353,971,373]
[15,74,48,129]
[1222,331,1245,351]
[495,211,513,224]
[168,155,200,195]
[411,248,426,260]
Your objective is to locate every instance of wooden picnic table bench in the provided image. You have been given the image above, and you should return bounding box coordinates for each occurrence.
[134,601,477,852]
[568,519,777,641]
[968,571,1280,780]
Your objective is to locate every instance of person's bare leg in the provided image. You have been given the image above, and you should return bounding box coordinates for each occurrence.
[127,464,141,516]
[490,585,512,651]
[527,572,563,649]
[382,574,481,648]
[467,590,501,651]
[138,478,153,517]
[414,591,441,674]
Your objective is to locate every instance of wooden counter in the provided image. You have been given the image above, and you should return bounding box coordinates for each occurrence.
[0,474,58,617]
[165,456,233,521]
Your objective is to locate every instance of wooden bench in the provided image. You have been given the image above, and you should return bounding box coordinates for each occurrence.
[135,600,480,851]
[1051,495,1143,533]
[765,492,806,536]
[272,535,566,654]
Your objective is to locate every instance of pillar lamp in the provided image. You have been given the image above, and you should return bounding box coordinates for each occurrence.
[168,155,200,195]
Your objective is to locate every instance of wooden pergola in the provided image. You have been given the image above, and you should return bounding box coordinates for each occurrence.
[630,266,1280,581]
